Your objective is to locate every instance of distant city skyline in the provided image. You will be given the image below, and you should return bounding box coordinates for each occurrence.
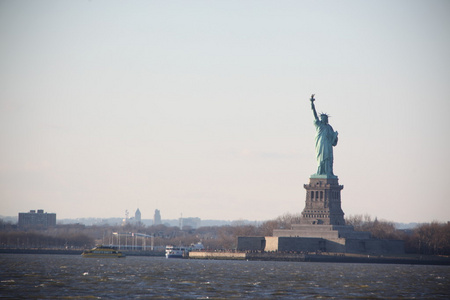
[1,1,449,223]
[1,209,251,228]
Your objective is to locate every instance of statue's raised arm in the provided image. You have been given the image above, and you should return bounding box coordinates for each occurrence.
[310,94,319,121]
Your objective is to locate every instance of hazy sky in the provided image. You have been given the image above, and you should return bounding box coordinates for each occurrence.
[1,0,449,223]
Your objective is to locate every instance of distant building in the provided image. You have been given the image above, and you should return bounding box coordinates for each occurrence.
[180,217,201,229]
[135,208,141,225]
[154,209,161,225]
[122,208,143,226]
[18,209,56,228]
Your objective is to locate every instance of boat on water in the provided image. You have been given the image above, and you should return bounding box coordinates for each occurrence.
[81,245,125,258]
[165,242,204,258]
[165,246,188,258]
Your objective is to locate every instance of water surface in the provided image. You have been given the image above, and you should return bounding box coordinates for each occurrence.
[0,254,448,299]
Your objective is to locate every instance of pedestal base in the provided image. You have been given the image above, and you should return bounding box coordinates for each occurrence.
[300,176,345,226]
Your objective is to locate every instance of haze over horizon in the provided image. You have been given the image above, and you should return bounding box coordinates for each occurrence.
[1,1,449,224]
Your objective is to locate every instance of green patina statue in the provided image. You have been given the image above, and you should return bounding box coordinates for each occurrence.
[310,94,338,178]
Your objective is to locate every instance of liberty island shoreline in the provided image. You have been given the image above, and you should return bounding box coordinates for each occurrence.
[1,248,449,266]
[188,251,450,266]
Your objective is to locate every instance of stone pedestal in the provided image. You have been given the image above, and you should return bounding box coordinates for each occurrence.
[237,173,405,255]
[273,225,371,239]
[300,176,345,225]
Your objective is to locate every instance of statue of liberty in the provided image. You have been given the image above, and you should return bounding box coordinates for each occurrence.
[310,94,338,178]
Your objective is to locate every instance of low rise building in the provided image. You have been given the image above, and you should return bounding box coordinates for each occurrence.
[18,209,56,228]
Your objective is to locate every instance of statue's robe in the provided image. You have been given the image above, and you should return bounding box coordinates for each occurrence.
[314,120,338,176]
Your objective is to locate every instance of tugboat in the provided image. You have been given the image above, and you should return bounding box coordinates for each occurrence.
[81,245,125,258]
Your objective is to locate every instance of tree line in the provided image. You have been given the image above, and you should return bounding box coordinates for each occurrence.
[345,214,450,255]
[1,214,449,255]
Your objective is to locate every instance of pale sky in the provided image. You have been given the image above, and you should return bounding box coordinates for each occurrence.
[1,0,449,223]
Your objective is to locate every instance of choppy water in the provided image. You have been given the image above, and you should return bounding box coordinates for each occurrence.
[0,254,449,299]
